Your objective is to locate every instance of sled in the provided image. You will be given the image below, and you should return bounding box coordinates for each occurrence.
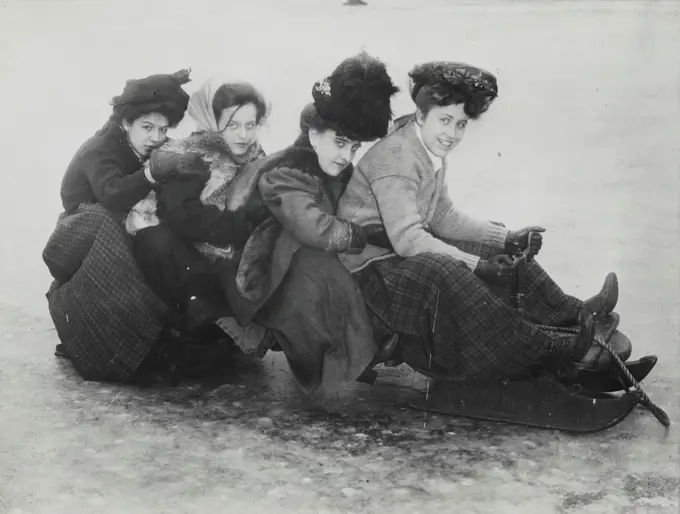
[406,311,669,433]
[408,357,666,433]
[408,372,641,433]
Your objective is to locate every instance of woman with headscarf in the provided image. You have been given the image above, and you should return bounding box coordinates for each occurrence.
[335,61,626,382]
[221,52,400,399]
[126,78,271,335]
[43,69,208,383]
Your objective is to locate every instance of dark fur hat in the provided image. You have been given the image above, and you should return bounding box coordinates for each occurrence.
[311,52,399,142]
[111,69,192,125]
[408,61,498,118]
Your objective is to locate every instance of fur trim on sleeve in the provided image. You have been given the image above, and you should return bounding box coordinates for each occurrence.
[235,217,283,301]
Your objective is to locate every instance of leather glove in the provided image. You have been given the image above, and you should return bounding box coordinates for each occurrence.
[346,222,368,255]
[148,149,210,183]
[244,193,270,228]
[504,225,545,257]
[363,224,394,251]
[474,254,517,287]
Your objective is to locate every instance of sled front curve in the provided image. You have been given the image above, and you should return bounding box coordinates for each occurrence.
[566,354,657,393]
[408,373,639,433]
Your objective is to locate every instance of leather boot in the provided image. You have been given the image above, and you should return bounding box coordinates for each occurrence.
[374,333,400,363]
[583,272,619,319]
[356,334,401,384]
[542,307,614,375]
[581,313,632,368]
[565,307,614,371]
[570,308,596,364]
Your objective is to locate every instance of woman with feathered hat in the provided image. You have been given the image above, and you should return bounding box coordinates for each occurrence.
[335,61,624,381]
[221,52,400,398]
[43,69,213,383]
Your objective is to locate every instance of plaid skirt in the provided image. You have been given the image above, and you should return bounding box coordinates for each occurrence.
[355,240,583,381]
[43,204,168,381]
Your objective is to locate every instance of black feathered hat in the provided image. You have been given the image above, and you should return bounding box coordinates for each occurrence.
[111,69,192,126]
[311,52,399,142]
[408,61,498,118]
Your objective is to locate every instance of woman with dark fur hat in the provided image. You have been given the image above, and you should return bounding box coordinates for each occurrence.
[222,52,400,397]
[43,69,212,383]
[336,61,624,382]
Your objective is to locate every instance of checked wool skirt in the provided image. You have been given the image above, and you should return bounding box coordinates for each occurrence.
[43,204,168,382]
[355,240,584,381]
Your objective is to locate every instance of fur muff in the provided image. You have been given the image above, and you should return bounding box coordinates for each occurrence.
[235,217,283,302]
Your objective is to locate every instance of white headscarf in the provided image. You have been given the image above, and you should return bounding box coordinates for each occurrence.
[187,76,271,133]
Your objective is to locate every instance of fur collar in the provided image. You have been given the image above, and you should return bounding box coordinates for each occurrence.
[164,131,264,165]
[256,137,354,187]
[126,132,266,235]
[162,131,266,212]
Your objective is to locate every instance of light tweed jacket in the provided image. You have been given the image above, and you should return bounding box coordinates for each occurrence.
[335,118,509,273]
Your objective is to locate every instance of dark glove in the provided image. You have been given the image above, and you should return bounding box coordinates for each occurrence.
[504,225,545,257]
[225,208,252,249]
[363,224,394,251]
[149,150,210,183]
[474,254,517,287]
[347,222,367,255]
[244,192,270,228]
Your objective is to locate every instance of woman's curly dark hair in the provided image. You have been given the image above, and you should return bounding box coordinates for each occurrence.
[414,83,494,120]
[294,103,336,147]
[409,62,498,119]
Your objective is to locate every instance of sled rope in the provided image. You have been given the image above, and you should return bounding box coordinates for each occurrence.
[511,233,669,428]
[536,324,670,428]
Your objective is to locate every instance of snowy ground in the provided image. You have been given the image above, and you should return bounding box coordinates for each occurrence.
[1,0,679,513]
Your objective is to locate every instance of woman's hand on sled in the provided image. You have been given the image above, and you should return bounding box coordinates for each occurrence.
[505,226,545,256]
[148,150,210,183]
[475,254,517,287]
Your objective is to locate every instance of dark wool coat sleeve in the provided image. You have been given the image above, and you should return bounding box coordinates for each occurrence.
[60,122,154,214]
[83,148,152,213]
[258,166,361,253]
[155,176,249,247]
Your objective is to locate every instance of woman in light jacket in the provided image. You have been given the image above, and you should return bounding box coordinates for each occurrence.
[335,61,624,381]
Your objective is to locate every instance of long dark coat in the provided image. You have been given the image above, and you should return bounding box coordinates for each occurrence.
[223,138,378,397]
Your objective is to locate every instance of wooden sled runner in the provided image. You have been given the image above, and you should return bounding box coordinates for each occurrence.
[408,358,663,433]
[562,354,657,393]
[407,313,669,433]
[409,373,640,433]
